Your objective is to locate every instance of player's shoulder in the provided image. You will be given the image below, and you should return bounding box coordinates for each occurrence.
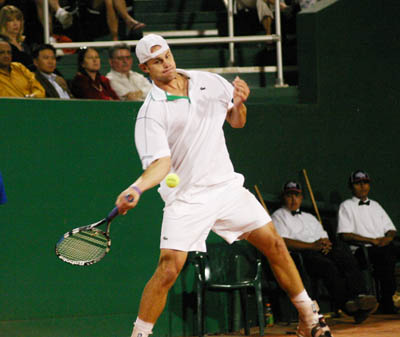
[137,90,163,117]
[183,69,229,85]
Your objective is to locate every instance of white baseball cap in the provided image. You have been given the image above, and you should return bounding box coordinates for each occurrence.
[135,34,170,64]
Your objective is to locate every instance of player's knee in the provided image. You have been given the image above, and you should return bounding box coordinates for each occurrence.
[155,255,184,289]
[156,264,180,289]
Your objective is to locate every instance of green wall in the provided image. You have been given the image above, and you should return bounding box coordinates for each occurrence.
[0,99,166,337]
[1,0,400,336]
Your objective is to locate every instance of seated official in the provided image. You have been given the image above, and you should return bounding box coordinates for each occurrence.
[0,36,44,97]
[338,170,399,314]
[33,44,72,98]
[71,47,119,100]
[106,43,151,101]
[272,181,377,323]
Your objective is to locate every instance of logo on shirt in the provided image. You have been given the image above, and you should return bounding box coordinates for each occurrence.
[163,236,168,240]
[200,87,206,90]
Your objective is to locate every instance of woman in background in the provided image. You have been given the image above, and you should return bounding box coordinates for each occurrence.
[0,5,33,69]
[71,47,119,100]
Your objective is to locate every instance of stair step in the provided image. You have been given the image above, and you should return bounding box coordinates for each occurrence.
[135,11,222,25]
[133,0,226,13]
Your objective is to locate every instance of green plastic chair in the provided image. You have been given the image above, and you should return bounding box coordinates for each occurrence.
[191,241,265,337]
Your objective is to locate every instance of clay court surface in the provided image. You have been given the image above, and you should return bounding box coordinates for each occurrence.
[212,313,400,337]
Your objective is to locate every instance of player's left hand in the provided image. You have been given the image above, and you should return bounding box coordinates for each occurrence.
[232,76,250,108]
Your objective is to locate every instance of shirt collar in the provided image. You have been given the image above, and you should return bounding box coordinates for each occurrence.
[352,196,370,204]
[149,68,191,101]
[40,71,57,80]
[110,69,133,78]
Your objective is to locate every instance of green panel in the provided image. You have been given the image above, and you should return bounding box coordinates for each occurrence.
[224,103,400,227]
[0,99,166,336]
[1,97,399,337]
[297,0,400,106]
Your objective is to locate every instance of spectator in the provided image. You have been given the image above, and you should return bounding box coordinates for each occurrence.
[85,0,145,41]
[35,0,73,31]
[0,4,33,69]
[0,35,45,97]
[71,47,119,100]
[33,44,72,98]
[106,43,151,101]
[338,170,398,314]
[235,0,289,36]
[0,0,45,47]
[272,181,378,323]
[0,171,6,205]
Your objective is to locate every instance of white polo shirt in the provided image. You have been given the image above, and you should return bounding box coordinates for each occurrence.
[272,207,329,243]
[106,69,152,100]
[135,69,241,205]
[337,196,396,239]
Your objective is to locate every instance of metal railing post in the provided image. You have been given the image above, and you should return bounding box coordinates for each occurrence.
[274,0,287,87]
[228,0,235,66]
[43,0,50,44]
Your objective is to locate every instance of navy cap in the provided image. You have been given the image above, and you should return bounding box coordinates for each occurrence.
[283,181,302,193]
[349,170,371,184]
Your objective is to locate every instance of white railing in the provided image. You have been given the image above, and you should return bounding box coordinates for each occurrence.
[44,0,286,87]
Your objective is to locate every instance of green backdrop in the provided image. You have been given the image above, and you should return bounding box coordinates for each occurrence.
[1,0,400,336]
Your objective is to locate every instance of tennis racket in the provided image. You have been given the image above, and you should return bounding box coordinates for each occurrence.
[55,197,131,266]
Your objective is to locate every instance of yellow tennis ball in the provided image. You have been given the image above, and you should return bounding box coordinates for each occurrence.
[165,173,180,188]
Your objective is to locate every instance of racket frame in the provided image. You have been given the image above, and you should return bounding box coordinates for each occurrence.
[55,207,119,266]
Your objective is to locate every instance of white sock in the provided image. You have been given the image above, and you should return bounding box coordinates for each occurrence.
[130,317,154,337]
[291,289,318,324]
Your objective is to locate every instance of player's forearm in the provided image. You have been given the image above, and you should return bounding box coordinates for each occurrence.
[132,156,171,192]
[227,103,247,128]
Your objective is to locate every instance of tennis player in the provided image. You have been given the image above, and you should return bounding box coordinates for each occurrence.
[115,34,333,337]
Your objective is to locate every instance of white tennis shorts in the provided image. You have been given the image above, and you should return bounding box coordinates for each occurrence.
[160,179,271,252]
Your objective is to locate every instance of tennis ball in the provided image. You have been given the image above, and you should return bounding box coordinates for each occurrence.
[165,173,180,188]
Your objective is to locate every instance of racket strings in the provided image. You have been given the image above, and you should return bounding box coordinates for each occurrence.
[57,230,109,263]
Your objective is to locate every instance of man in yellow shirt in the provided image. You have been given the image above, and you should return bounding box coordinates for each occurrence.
[0,37,45,98]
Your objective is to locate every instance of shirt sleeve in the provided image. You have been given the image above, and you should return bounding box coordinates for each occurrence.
[107,72,128,98]
[20,65,45,98]
[377,203,397,233]
[337,202,355,234]
[213,73,234,110]
[271,211,290,238]
[135,103,171,170]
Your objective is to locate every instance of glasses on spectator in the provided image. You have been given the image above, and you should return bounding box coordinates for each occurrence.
[113,56,132,61]
[85,55,100,60]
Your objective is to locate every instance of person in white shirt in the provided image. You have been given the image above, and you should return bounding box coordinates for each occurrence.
[272,181,377,323]
[338,170,398,314]
[106,43,151,101]
[114,34,332,337]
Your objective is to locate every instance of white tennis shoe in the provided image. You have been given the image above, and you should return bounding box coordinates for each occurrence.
[297,301,333,337]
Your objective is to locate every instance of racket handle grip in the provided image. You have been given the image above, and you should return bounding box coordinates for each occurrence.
[107,207,120,221]
[107,195,134,220]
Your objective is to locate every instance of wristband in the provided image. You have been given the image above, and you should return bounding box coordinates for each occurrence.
[130,185,142,196]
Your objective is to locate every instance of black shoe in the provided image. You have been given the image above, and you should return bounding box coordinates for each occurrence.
[353,310,370,324]
[346,294,377,313]
[357,294,378,311]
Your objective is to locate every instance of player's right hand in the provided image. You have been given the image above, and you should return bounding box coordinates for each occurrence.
[116,186,141,215]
